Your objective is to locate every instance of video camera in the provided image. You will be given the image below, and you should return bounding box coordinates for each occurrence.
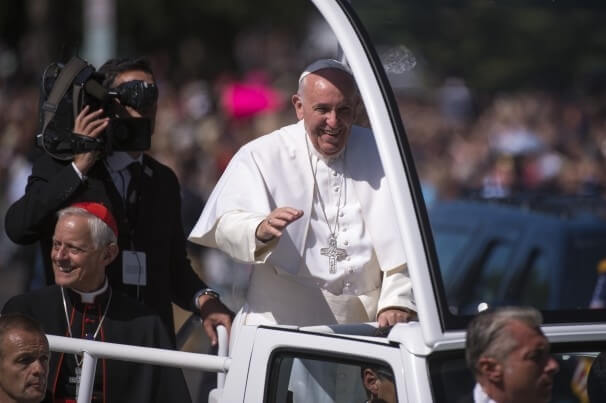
[36,56,156,160]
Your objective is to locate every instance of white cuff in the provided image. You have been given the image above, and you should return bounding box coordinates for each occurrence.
[215,211,276,263]
[71,162,86,181]
[377,263,416,316]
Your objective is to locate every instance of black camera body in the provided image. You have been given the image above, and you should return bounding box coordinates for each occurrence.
[36,57,151,160]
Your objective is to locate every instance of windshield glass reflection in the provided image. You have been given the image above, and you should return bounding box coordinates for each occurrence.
[352,1,606,318]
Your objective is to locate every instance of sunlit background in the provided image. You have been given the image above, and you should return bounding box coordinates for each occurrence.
[2,2,606,400]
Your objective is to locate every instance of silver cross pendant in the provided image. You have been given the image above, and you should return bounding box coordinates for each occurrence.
[320,234,347,274]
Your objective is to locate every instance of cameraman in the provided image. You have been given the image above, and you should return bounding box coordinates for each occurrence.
[4,57,232,346]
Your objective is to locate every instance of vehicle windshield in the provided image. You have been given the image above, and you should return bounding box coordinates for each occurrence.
[351,1,606,328]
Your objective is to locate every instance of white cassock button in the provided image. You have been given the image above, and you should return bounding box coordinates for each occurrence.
[342,227,347,232]
[344,240,349,246]
[345,282,351,288]
[332,171,337,176]
[339,212,344,217]
[334,187,340,192]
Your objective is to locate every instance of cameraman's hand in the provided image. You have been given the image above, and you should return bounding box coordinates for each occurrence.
[73,105,109,175]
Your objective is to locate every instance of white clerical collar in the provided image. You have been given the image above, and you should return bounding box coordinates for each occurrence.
[105,151,143,172]
[473,383,497,403]
[72,278,109,304]
[305,132,346,164]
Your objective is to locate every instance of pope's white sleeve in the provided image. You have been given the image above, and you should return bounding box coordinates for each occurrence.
[215,210,278,263]
[376,263,416,316]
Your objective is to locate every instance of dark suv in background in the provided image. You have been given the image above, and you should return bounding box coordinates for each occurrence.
[429,198,606,315]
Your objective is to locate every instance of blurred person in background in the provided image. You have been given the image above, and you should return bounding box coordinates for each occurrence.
[4,57,232,345]
[0,85,42,293]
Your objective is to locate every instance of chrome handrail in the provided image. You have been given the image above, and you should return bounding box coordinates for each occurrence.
[47,324,230,403]
[175,314,230,388]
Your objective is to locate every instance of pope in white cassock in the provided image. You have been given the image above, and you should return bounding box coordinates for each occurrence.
[189,59,417,347]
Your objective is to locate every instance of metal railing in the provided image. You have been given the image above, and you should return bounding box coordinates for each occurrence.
[47,325,229,403]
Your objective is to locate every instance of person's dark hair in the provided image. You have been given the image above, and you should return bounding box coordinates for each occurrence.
[465,306,543,376]
[361,326,395,398]
[588,352,606,402]
[0,313,47,357]
[98,57,155,88]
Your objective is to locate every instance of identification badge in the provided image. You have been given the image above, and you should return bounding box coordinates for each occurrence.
[122,250,147,286]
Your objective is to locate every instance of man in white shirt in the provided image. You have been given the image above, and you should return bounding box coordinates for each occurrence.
[465,306,559,403]
[190,59,416,342]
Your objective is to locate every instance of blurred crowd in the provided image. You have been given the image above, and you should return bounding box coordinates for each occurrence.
[402,78,606,207]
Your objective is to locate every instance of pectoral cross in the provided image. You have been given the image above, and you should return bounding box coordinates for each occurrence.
[320,234,347,274]
[68,366,82,397]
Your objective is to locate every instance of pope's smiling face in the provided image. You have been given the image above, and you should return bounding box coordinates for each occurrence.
[292,68,358,157]
[51,215,109,292]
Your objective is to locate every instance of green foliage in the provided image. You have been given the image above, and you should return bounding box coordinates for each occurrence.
[114,0,312,61]
[3,0,606,90]
[354,1,606,93]
[1,0,313,80]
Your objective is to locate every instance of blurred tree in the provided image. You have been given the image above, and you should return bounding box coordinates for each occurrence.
[0,0,82,82]
[115,0,312,78]
[353,1,606,95]
[2,0,606,92]
[0,0,312,81]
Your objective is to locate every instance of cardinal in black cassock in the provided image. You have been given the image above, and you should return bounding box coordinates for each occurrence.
[2,202,191,403]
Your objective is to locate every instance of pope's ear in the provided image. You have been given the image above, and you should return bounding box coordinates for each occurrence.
[477,356,503,382]
[292,94,304,120]
[354,97,363,121]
